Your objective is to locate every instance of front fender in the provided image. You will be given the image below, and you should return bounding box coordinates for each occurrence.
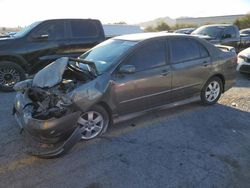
[68,74,111,111]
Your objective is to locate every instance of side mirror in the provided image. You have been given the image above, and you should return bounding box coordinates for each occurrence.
[222,34,232,39]
[33,34,49,41]
[118,65,136,74]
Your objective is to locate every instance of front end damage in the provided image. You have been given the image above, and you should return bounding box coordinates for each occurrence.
[13,57,106,158]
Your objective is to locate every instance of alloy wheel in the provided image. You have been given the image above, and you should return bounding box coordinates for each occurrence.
[77,111,104,140]
[0,67,21,87]
[205,81,220,102]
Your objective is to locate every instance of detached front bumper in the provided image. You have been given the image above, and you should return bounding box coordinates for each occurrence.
[13,92,82,158]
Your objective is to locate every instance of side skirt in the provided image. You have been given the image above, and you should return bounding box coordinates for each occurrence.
[113,96,201,124]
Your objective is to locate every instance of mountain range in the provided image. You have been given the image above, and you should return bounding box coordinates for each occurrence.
[139,16,176,27]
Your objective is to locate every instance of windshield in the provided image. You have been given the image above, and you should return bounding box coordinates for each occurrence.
[14,21,41,38]
[192,26,224,38]
[79,39,138,73]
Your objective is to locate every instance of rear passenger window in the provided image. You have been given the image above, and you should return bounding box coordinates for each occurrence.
[224,27,236,38]
[170,38,200,63]
[70,20,98,38]
[125,40,166,72]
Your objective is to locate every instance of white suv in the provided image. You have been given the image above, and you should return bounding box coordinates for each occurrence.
[237,48,250,74]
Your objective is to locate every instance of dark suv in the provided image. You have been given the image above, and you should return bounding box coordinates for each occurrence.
[0,19,105,91]
[13,33,237,157]
[192,24,242,51]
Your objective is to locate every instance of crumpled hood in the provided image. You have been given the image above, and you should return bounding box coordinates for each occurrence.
[238,47,250,58]
[32,57,69,88]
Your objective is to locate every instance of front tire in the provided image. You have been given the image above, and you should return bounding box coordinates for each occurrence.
[0,61,26,92]
[201,77,223,105]
[77,105,109,140]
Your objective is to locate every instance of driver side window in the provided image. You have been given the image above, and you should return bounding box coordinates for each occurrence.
[32,21,65,40]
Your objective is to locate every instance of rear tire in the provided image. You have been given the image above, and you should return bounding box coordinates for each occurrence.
[201,77,223,105]
[0,61,26,92]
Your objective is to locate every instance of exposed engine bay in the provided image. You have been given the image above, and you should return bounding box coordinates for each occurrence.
[14,57,98,121]
[26,85,72,120]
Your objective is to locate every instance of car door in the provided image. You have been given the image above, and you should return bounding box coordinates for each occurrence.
[221,26,240,49]
[111,39,172,115]
[169,37,212,101]
[24,20,67,72]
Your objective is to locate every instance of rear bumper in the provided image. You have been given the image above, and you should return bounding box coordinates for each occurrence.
[223,69,237,92]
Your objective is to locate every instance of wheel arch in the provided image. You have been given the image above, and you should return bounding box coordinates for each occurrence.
[96,101,113,125]
[0,54,29,73]
[207,74,225,93]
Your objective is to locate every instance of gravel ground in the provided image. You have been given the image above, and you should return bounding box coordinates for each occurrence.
[219,73,250,112]
[0,73,249,188]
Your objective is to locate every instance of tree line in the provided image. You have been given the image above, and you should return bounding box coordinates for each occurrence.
[144,22,197,32]
[144,14,250,32]
[234,14,250,30]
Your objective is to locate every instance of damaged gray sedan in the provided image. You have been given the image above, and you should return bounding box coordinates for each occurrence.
[13,33,237,158]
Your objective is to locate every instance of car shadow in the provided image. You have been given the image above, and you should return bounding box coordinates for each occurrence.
[101,101,250,140]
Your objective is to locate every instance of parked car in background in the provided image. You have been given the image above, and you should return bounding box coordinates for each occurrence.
[192,24,250,52]
[174,28,195,34]
[0,19,105,91]
[240,29,250,49]
[240,28,250,36]
[237,47,250,74]
[13,33,237,157]
[103,24,143,39]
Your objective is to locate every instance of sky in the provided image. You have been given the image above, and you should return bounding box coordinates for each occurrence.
[0,0,250,27]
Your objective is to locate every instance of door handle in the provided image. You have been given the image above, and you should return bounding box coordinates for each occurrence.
[203,61,209,67]
[160,70,170,76]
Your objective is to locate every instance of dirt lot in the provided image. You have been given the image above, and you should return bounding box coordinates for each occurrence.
[0,73,249,188]
[219,74,250,112]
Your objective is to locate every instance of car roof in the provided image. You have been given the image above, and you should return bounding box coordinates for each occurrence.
[176,28,195,31]
[201,24,234,27]
[114,32,192,41]
[41,18,100,22]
